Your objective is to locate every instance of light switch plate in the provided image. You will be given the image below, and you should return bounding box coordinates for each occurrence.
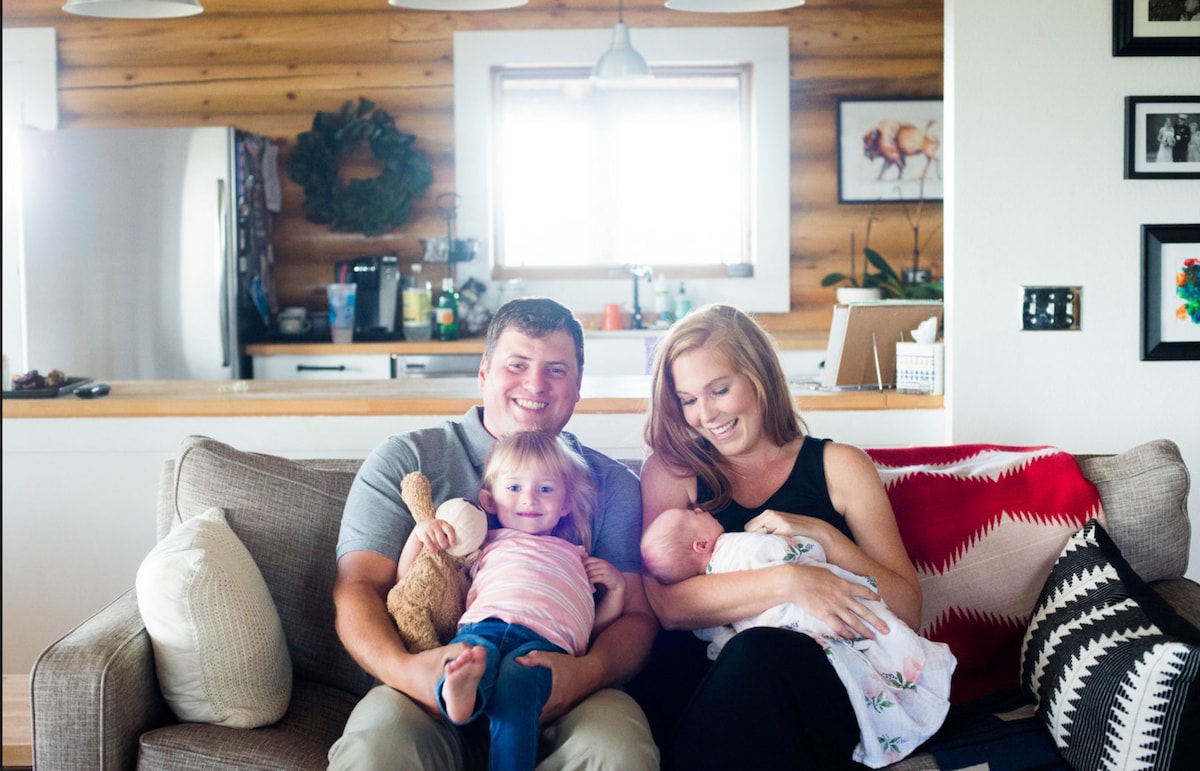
[1021,286,1081,330]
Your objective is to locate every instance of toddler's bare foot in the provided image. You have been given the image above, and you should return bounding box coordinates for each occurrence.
[441,645,486,723]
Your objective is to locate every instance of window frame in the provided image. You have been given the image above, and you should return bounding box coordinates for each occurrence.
[452,26,791,314]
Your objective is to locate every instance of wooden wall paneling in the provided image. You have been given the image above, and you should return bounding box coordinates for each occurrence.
[2,0,944,336]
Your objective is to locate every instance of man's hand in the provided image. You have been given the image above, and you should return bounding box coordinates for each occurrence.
[399,642,474,717]
[513,649,604,723]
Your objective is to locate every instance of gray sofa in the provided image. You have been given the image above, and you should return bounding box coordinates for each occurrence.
[31,435,1195,770]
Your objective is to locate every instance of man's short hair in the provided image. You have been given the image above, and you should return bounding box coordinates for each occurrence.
[485,297,585,374]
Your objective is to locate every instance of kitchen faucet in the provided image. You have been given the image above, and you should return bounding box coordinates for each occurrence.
[623,265,653,330]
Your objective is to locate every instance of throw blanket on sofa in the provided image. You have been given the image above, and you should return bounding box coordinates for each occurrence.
[865,445,1103,705]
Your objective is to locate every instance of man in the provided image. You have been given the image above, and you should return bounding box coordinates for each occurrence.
[329,297,659,770]
[1173,114,1191,164]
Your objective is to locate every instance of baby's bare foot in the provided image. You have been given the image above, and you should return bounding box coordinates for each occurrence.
[441,646,486,723]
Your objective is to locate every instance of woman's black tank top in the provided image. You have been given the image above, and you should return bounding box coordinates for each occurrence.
[697,435,854,542]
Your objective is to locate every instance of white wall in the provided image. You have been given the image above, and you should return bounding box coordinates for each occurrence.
[946,1,1200,578]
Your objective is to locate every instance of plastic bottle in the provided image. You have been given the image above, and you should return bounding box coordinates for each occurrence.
[674,281,692,320]
[654,274,673,325]
[436,276,460,341]
[402,264,432,341]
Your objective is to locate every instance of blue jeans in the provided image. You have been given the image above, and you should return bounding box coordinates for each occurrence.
[439,618,565,771]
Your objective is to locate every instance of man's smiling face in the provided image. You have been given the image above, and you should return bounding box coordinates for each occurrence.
[479,327,582,438]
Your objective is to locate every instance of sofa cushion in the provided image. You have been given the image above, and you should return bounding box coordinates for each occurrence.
[168,435,373,697]
[1076,438,1191,583]
[1021,520,1200,771]
[138,678,361,770]
[865,445,1103,705]
[136,506,291,728]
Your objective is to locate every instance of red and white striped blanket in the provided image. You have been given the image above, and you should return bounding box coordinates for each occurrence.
[865,445,1103,704]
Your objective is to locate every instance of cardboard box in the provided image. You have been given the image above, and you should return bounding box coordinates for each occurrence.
[896,341,945,395]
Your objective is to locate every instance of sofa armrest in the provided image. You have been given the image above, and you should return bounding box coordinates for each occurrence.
[1151,577,1200,629]
[31,588,173,771]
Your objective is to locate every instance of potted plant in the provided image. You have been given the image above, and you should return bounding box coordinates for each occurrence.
[822,183,943,302]
[822,229,886,303]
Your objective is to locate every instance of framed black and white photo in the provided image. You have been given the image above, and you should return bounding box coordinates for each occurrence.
[1141,224,1200,361]
[837,98,943,204]
[1113,0,1200,56]
[1125,96,1200,179]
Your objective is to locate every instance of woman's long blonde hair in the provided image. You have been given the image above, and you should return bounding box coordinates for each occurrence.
[481,429,596,551]
[644,304,808,512]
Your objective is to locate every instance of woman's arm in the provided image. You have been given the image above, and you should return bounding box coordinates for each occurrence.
[748,443,922,629]
[640,453,846,630]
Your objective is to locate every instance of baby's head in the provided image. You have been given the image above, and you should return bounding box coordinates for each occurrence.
[641,506,724,585]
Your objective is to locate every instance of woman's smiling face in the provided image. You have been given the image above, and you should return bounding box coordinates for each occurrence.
[670,344,763,457]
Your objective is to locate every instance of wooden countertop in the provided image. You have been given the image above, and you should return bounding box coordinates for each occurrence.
[2,377,941,419]
[243,330,829,356]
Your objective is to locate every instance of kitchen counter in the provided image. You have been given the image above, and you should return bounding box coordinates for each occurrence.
[242,330,828,357]
[1,378,941,419]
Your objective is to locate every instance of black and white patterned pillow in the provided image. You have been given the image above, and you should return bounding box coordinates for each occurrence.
[1020,519,1200,771]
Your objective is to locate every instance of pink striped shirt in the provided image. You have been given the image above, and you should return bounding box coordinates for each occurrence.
[460,529,595,656]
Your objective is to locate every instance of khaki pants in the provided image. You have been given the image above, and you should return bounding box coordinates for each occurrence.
[328,684,659,771]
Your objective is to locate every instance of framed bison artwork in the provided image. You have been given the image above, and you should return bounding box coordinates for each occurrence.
[837,98,944,204]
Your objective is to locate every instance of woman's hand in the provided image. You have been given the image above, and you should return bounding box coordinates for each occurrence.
[784,563,888,639]
[745,509,835,544]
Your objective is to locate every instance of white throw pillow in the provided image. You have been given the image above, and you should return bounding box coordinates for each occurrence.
[136,506,292,728]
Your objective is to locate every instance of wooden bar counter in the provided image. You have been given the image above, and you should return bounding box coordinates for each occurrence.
[2,377,941,419]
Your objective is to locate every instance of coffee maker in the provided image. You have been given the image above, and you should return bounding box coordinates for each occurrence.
[333,256,402,340]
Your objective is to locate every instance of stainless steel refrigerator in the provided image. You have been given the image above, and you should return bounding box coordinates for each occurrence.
[12,126,277,380]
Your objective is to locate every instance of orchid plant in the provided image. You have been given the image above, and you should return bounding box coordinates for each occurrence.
[822,182,943,300]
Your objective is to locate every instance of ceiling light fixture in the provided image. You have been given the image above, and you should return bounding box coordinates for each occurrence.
[665,0,805,11]
[592,0,652,84]
[387,1,528,9]
[63,0,203,17]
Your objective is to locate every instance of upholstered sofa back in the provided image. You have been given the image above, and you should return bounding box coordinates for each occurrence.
[159,436,371,697]
[157,435,1191,702]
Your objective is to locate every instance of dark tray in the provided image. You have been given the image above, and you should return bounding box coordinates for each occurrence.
[2,376,93,399]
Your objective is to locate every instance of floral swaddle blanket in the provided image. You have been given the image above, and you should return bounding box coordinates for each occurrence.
[697,532,956,768]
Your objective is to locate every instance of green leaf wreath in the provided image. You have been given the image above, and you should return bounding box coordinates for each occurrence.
[288,98,434,237]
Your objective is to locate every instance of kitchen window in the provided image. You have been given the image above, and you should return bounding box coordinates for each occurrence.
[492,65,748,278]
[453,27,791,314]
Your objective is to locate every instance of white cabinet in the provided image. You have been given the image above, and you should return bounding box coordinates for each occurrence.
[252,353,392,380]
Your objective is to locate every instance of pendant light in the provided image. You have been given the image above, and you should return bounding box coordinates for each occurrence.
[63,0,203,16]
[592,0,652,83]
[666,0,805,11]
[388,1,528,9]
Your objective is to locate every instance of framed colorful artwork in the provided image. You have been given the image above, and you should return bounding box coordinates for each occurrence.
[1141,223,1200,361]
[1125,96,1200,179]
[837,98,944,204]
[1113,0,1200,56]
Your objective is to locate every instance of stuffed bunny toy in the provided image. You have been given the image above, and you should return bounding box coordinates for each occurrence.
[385,471,488,653]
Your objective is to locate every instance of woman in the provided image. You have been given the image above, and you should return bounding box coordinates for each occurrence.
[1156,116,1176,163]
[637,304,922,770]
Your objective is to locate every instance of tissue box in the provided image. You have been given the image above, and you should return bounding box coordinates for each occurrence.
[895,342,944,395]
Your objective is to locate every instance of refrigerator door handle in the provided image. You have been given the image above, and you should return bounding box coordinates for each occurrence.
[217,178,231,369]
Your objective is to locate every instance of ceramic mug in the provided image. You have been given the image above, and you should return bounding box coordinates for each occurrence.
[278,307,311,335]
[602,303,622,331]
